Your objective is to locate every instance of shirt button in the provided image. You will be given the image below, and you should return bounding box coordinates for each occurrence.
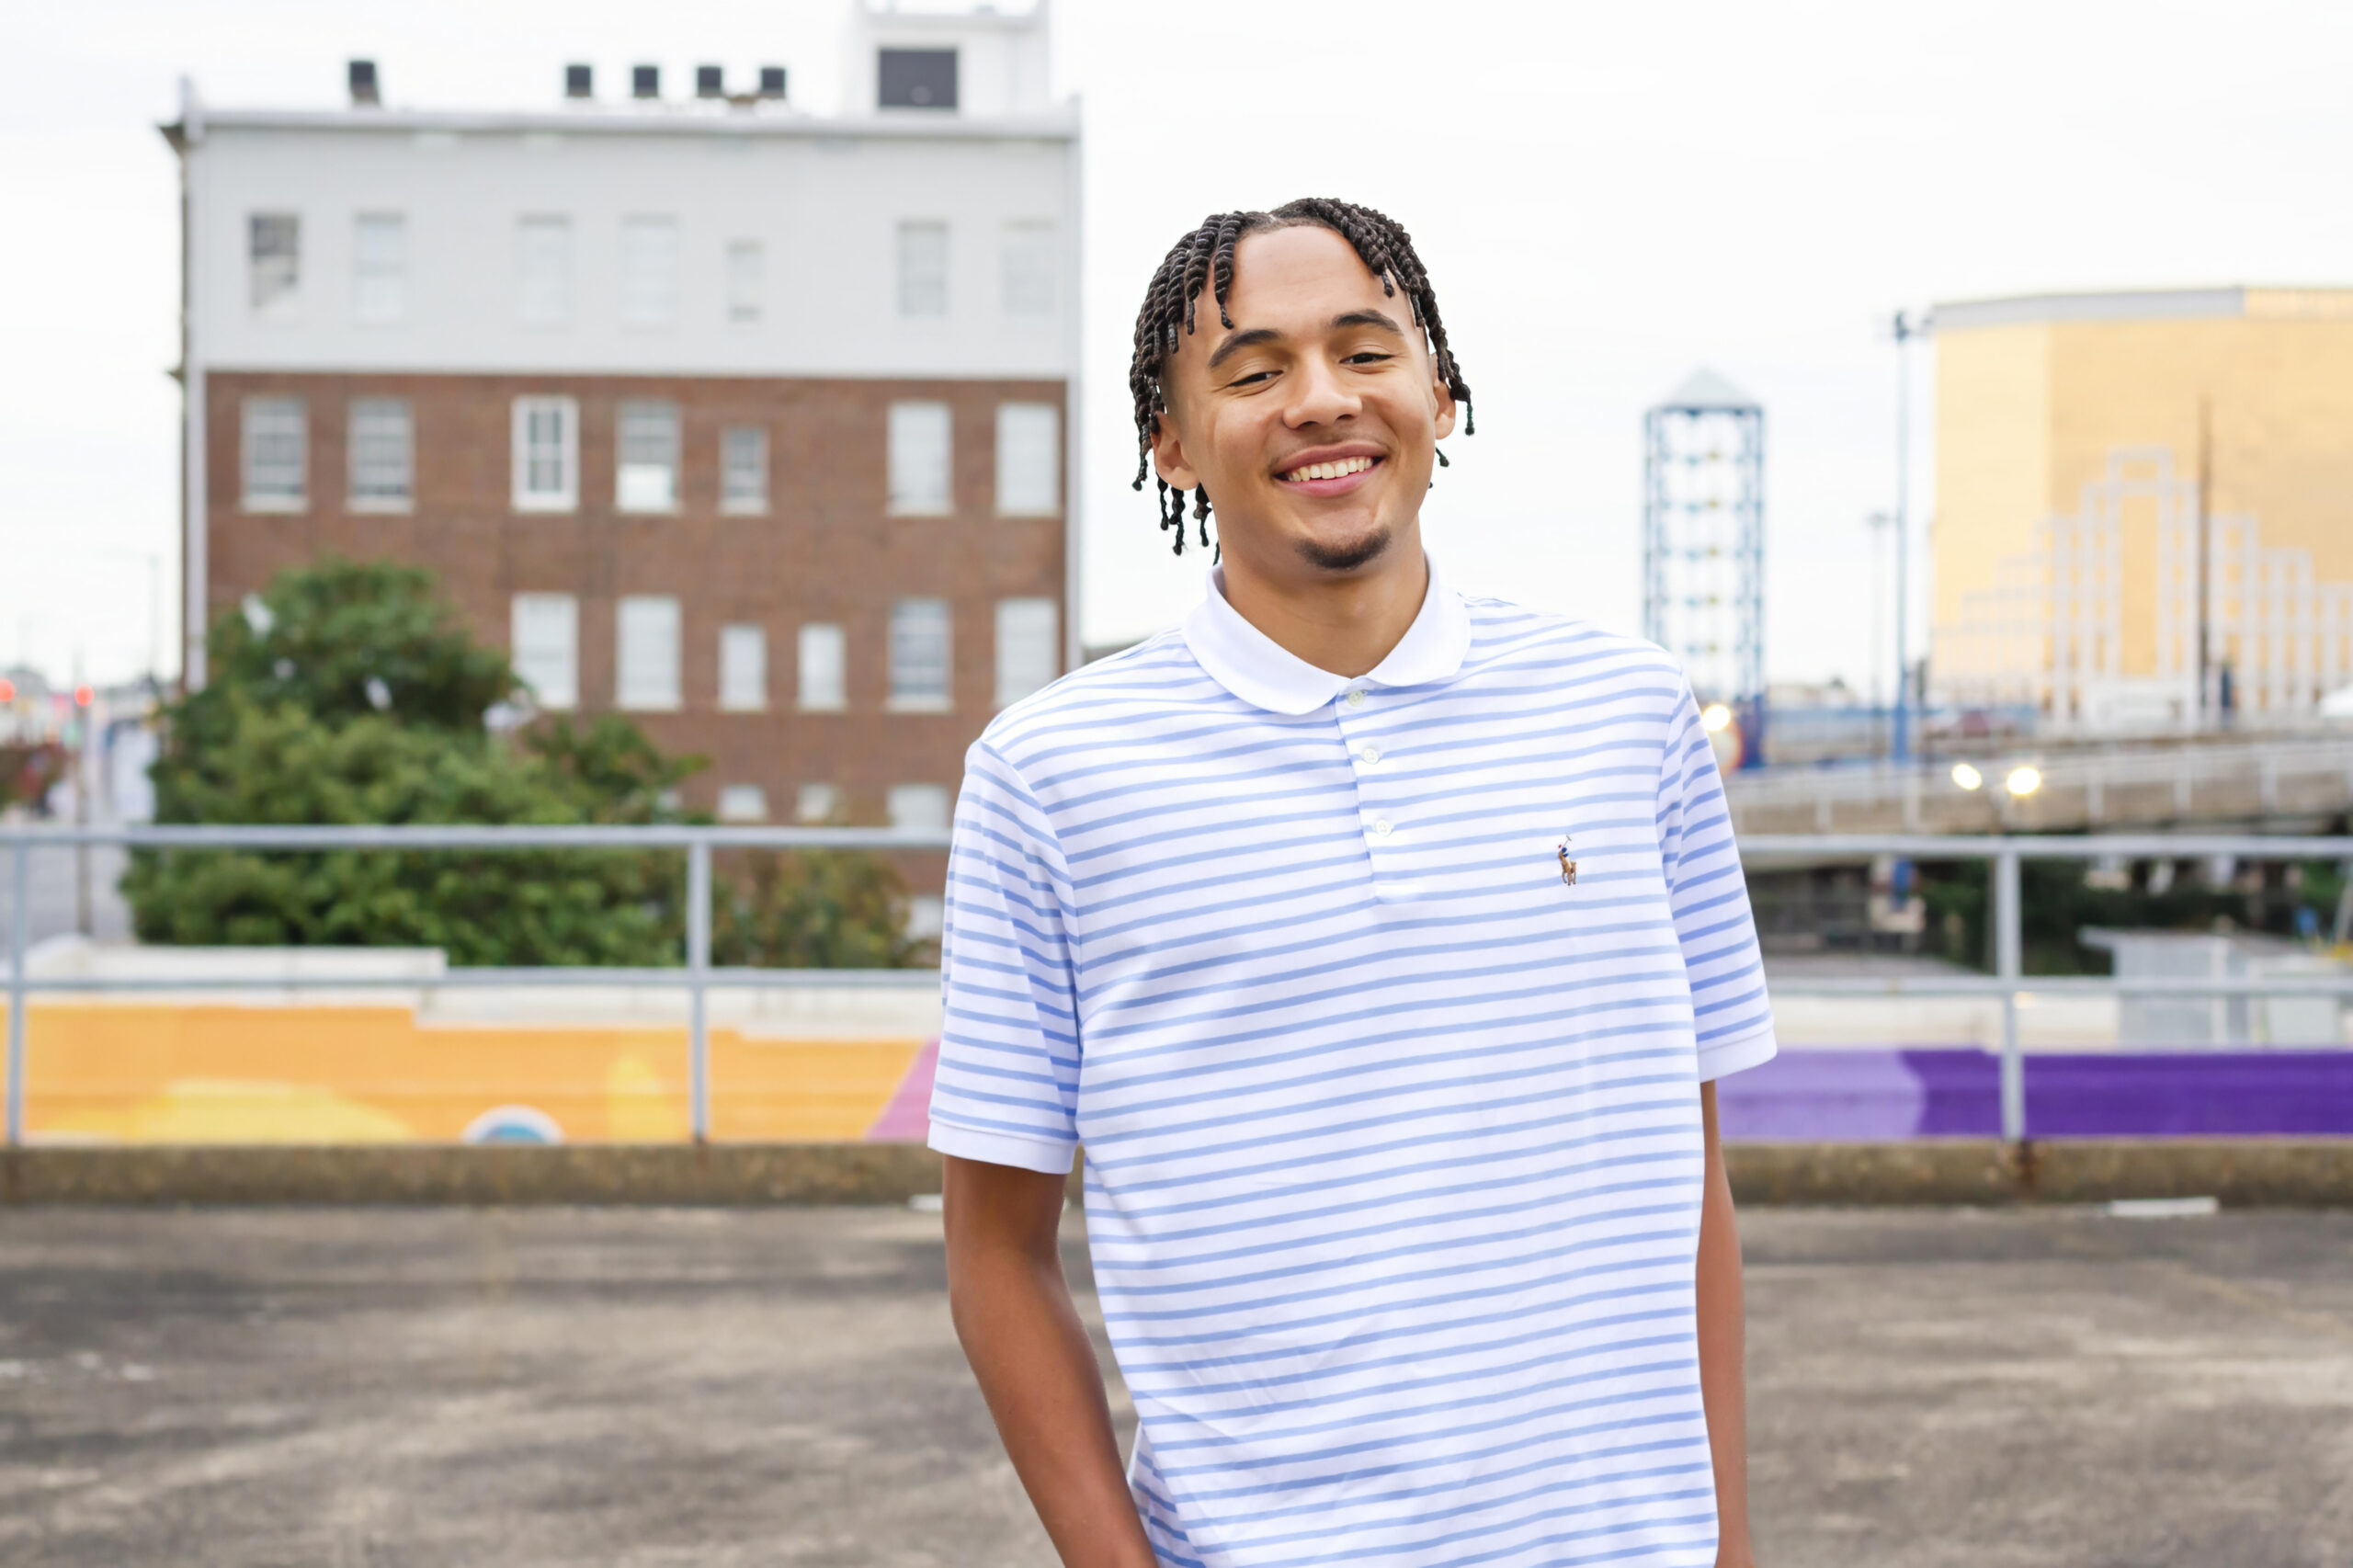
[1345,689,1367,708]
[1358,744,1381,765]
[1371,818,1393,838]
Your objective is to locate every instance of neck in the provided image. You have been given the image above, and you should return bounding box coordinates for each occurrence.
[1217,524,1429,678]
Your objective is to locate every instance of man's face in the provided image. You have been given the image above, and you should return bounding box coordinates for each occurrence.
[1152,224,1458,578]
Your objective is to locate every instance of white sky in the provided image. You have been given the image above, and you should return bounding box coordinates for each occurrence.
[6,0,2350,690]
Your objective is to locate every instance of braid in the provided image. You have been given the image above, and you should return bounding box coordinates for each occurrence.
[1126,198,1476,555]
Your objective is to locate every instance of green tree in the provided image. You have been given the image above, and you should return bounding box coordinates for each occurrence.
[126,558,920,969]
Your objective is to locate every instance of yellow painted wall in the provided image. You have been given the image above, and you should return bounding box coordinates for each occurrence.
[1,1000,926,1144]
[1934,295,2353,688]
[1932,322,2051,639]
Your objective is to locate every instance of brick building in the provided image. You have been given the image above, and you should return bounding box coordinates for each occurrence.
[164,4,1078,904]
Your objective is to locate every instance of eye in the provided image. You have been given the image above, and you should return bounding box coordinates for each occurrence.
[1343,351,1396,367]
[1226,369,1279,387]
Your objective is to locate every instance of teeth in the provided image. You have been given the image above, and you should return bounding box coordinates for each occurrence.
[1285,456,1374,483]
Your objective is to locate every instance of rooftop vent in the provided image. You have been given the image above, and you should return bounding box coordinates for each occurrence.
[631,64,660,100]
[347,59,381,107]
[757,65,787,100]
[564,62,593,99]
[695,64,723,98]
[878,48,957,110]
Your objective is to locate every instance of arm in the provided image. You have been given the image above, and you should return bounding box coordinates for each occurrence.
[944,1155,1157,1568]
[1697,1081,1756,1567]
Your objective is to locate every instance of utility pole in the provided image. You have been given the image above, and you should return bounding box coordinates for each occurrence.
[1891,311,1920,764]
[72,655,91,938]
[2195,396,2212,728]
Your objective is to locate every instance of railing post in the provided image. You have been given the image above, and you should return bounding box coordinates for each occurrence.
[1994,847,2024,1145]
[8,839,28,1147]
[688,835,711,1144]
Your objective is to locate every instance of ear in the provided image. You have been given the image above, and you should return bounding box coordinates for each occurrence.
[1431,376,1459,442]
[1150,406,1203,493]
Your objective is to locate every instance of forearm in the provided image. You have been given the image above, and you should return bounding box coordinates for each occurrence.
[1696,1082,1755,1567]
[944,1157,1156,1568]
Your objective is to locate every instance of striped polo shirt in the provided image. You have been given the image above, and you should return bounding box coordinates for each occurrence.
[929,560,1778,1568]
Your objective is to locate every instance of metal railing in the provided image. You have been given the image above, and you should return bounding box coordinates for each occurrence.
[1728,734,2353,832]
[3,824,951,1147]
[6,825,2351,1149]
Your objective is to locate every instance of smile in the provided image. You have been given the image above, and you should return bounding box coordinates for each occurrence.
[1279,455,1381,483]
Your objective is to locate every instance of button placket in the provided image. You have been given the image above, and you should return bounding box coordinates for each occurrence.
[1336,687,1403,858]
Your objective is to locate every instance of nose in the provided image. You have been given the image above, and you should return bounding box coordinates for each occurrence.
[1283,352,1360,429]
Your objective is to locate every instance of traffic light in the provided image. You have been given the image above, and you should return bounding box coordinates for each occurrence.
[74,684,95,708]
[0,677,14,702]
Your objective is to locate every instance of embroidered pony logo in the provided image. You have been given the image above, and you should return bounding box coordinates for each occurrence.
[1556,837,1577,887]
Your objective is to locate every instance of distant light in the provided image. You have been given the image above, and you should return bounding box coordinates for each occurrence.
[2006,765,2042,798]
[0,678,13,703]
[74,684,94,708]
[1700,702,1733,733]
[1950,762,1983,791]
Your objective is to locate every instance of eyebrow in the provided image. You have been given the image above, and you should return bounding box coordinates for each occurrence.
[1203,310,1409,371]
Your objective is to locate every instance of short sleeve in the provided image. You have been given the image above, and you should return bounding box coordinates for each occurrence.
[1656,681,1778,1082]
[926,739,1084,1174]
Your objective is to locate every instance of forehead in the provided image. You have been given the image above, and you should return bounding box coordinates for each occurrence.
[1218,223,1394,330]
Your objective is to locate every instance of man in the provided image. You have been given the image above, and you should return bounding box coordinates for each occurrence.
[930,198,1772,1568]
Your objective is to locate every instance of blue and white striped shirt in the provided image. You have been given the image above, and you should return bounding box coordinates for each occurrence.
[930,561,1777,1568]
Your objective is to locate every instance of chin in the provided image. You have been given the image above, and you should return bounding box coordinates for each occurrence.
[1293,520,1394,574]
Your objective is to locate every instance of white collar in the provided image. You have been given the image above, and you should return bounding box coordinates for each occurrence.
[1182,555,1473,715]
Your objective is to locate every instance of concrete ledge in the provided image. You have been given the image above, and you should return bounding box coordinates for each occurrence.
[0,1143,949,1207]
[0,1141,2347,1207]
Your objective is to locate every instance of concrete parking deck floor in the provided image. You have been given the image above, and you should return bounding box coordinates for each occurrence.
[1,1206,2348,1567]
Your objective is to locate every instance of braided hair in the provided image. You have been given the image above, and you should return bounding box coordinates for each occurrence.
[1128,199,1475,556]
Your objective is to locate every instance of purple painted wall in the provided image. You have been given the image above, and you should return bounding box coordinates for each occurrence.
[1717,1049,2353,1141]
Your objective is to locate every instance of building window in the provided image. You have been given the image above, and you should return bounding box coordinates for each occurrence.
[795,783,841,823]
[995,597,1060,708]
[725,239,762,324]
[241,396,307,510]
[616,596,682,711]
[353,213,406,324]
[888,783,951,833]
[889,598,951,711]
[1002,221,1054,319]
[248,212,300,313]
[896,220,949,318]
[616,401,680,513]
[517,216,573,325]
[620,216,680,327]
[719,624,767,711]
[887,401,951,517]
[798,623,846,710]
[878,48,958,110]
[995,403,1060,517]
[511,593,579,710]
[347,399,414,510]
[510,396,579,512]
[721,426,768,514]
[717,784,768,823]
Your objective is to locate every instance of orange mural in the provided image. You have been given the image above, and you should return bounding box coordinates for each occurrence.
[2,1000,929,1145]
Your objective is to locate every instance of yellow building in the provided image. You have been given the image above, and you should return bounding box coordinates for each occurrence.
[1931,288,2353,727]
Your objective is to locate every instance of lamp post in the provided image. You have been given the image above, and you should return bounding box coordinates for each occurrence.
[1889,311,1923,765]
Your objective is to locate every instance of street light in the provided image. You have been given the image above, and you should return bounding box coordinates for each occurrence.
[1700,702,1733,733]
[1950,762,1984,790]
[2006,765,2042,798]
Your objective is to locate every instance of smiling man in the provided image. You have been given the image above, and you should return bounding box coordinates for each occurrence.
[930,199,1775,1568]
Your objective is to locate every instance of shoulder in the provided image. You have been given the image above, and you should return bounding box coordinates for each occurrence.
[1453,590,1691,699]
[968,628,1210,775]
